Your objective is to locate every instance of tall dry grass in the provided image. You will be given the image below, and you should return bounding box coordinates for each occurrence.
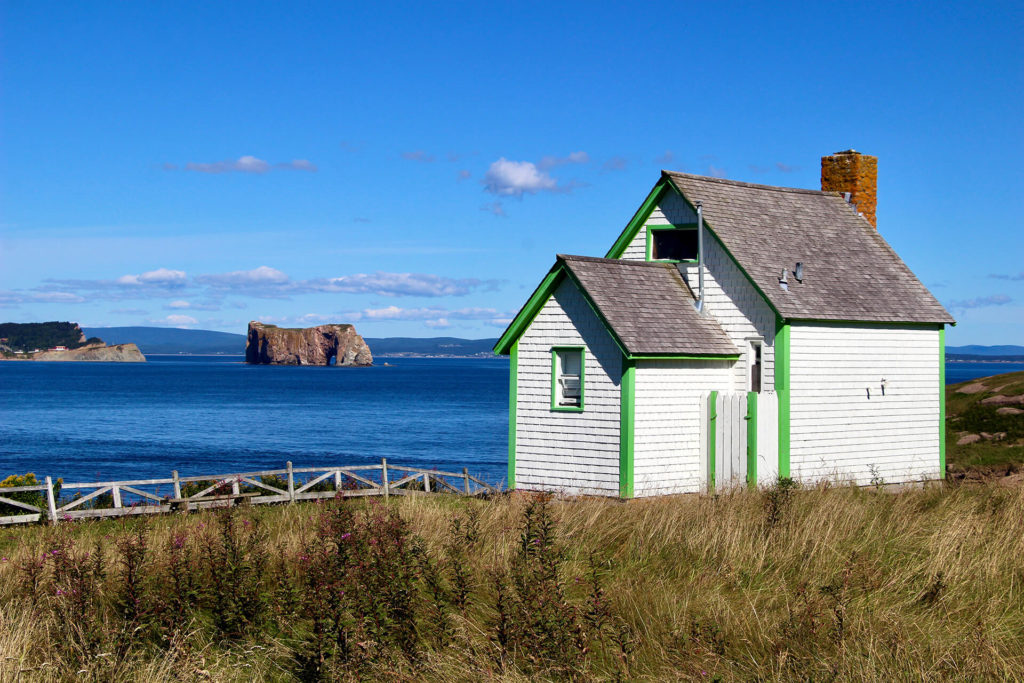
[1,480,1023,681]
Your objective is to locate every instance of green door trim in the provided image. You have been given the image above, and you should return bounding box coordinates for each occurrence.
[619,358,635,499]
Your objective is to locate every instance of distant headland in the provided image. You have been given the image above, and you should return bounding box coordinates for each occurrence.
[0,321,145,362]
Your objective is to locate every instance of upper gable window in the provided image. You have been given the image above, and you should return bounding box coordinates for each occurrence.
[646,225,699,262]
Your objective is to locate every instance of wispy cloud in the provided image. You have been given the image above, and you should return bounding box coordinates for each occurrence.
[708,165,727,178]
[195,266,290,288]
[776,162,799,173]
[401,150,435,163]
[654,151,674,165]
[164,300,220,311]
[117,268,187,287]
[947,294,1013,310]
[308,273,500,297]
[0,290,86,304]
[343,305,511,328]
[167,156,316,174]
[748,164,769,174]
[457,169,472,181]
[989,272,1024,281]
[602,156,628,172]
[149,314,198,327]
[536,151,589,170]
[109,308,149,315]
[480,201,506,217]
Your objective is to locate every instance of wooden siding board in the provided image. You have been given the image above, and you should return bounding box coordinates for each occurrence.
[516,279,623,495]
[788,323,941,485]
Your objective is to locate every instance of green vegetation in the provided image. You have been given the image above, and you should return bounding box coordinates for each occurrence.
[2,484,1023,681]
[946,370,1024,473]
[0,321,97,354]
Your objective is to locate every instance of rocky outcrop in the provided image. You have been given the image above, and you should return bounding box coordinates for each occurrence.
[245,321,373,366]
[30,343,146,362]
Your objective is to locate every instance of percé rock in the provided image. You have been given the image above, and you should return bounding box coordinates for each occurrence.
[245,321,373,366]
[32,343,146,362]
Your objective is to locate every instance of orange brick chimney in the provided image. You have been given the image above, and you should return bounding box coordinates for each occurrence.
[821,149,878,228]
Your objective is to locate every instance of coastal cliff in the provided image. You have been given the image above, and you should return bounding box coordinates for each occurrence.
[245,321,373,366]
[31,343,146,362]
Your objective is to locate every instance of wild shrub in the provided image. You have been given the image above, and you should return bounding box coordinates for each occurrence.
[0,472,61,516]
[200,507,270,638]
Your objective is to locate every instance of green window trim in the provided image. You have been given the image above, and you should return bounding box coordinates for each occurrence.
[645,223,700,263]
[619,359,635,498]
[604,180,669,259]
[550,346,585,412]
[508,341,518,489]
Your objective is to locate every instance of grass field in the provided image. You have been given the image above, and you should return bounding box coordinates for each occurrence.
[2,480,1023,682]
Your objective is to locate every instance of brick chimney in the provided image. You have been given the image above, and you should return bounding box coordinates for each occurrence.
[821,149,878,228]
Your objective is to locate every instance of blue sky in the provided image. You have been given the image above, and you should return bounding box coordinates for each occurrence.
[1,1,1021,345]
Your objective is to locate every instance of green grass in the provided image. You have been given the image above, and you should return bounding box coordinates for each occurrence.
[946,370,1024,472]
[2,483,1024,681]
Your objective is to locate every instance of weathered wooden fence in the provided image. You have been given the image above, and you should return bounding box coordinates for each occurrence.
[700,391,779,490]
[0,459,498,526]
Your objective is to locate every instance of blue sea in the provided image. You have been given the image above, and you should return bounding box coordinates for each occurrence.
[0,356,509,485]
[0,357,1020,486]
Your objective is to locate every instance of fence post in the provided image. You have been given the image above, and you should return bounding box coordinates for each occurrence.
[231,478,240,495]
[334,470,342,491]
[463,468,470,495]
[286,461,295,503]
[44,476,58,524]
[112,485,122,509]
[172,470,181,500]
[423,472,431,493]
[381,458,389,502]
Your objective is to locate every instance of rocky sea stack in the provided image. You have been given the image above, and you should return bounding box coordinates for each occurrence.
[245,321,373,366]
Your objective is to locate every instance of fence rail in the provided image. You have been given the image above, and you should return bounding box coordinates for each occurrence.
[0,459,499,526]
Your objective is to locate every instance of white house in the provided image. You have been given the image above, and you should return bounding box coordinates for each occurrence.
[494,151,954,498]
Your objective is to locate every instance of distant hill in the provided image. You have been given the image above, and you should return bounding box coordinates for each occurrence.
[84,327,500,357]
[84,327,246,355]
[1,321,101,353]
[364,337,498,357]
[948,345,1024,357]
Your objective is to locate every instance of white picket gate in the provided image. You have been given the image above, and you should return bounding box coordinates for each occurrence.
[699,391,778,491]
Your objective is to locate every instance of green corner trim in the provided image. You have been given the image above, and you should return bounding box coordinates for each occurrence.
[605,181,668,259]
[708,390,718,491]
[550,346,585,412]
[508,341,518,489]
[775,322,791,478]
[619,359,635,499]
[747,391,758,487]
[939,325,946,479]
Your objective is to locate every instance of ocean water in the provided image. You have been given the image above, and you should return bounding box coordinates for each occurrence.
[1,357,1020,486]
[0,356,509,485]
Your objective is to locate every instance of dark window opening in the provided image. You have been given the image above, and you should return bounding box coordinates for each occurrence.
[750,342,762,393]
[651,228,699,261]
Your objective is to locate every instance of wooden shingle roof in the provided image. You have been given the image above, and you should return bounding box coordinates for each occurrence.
[559,255,738,357]
[663,171,955,324]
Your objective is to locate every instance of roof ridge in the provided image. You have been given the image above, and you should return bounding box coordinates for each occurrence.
[662,170,836,197]
[557,253,672,268]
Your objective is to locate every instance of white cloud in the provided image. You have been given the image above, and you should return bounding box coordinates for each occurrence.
[164,300,219,311]
[116,268,187,286]
[0,290,86,304]
[310,272,498,297]
[483,158,559,196]
[151,314,198,327]
[349,306,506,328]
[424,318,450,328]
[177,156,316,174]
[197,266,290,288]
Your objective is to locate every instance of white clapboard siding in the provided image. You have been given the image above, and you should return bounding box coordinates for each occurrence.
[716,392,747,488]
[756,392,779,485]
[633,359,734,497]
[789,323,941,485]
[617,190,775,393]
[515,279,623,496]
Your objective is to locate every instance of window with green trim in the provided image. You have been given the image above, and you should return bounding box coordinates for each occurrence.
[551,346,584,411]
[646,224,699,262]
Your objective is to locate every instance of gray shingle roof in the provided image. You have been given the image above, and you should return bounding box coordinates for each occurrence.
[559,255,739,356]
[663,171,955,324]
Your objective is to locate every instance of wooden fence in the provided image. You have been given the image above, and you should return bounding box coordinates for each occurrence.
[0,460,499,526]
